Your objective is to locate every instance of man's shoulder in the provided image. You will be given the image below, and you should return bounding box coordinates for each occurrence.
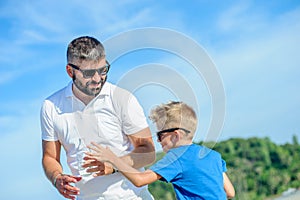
[104,82,135,105]
[46,86,68,101]
[105,82,131,96]
[43,83,71,107]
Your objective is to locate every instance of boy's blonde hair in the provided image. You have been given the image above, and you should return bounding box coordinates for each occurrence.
[149,101,197,139]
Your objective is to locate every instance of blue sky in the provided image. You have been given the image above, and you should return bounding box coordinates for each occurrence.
[0,0,299,199]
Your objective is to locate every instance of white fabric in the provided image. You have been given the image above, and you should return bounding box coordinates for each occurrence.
[40,81,153,200]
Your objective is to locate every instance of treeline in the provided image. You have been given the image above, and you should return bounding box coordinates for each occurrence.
[148,136,300,200]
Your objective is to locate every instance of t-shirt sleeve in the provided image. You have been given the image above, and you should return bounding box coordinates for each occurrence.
[121,93,148,135]
[150,152,182,183]
[40,100,58,141]
[221,158,227,172]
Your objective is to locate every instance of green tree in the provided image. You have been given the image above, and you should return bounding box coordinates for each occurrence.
[292,134,299,145]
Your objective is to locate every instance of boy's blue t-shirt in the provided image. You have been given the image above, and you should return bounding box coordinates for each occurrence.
[150,144,227,200]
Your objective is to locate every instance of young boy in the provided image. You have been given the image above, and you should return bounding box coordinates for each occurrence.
[86,101,235,199]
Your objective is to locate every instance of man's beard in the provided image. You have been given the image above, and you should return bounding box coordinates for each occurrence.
[73,74,107,97]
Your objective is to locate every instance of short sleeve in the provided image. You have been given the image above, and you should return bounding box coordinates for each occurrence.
[221,158,227,172]
[121,93,148,135]
[150,152,182,183]
[40,100,58,141]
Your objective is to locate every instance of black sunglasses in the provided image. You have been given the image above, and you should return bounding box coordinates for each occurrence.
[156,127,190,142]
[68,61,110,78]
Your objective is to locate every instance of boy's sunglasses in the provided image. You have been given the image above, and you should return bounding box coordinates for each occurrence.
[68,60,110,78]
[156,127,190,142]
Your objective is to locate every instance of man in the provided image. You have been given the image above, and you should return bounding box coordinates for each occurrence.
[40,36,155,199]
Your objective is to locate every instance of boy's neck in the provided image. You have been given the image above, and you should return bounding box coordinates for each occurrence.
[175,139,193,147]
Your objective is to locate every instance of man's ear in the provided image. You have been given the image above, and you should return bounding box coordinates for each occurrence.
[66,65,73,78]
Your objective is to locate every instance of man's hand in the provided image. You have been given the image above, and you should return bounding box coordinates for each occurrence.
[82,153,114,176]
[54,174,82,200]
[83,127,155,177]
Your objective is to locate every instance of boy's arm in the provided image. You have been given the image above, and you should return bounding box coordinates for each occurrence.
[223,172,235,199]
[119,168,161,187]
[86,142,161,187]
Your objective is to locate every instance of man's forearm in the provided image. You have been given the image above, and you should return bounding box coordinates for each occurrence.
[120,145,155,169]
[119,128,155,169]
[42,140,63,185]
[42,155,63,185]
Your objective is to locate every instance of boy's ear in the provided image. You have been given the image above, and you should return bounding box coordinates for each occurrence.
[172,131,180,143]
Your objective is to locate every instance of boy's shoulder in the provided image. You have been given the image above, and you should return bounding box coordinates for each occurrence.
[167,144,222,160]
[180,144,222,159]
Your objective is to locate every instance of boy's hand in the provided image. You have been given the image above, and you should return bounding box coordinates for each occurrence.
[85,142,116,164]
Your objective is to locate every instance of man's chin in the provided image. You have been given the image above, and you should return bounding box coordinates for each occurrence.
[88,81,105,96]
[89,87,101,96]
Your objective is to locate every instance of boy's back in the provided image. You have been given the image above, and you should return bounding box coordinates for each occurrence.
[150,144,227,200]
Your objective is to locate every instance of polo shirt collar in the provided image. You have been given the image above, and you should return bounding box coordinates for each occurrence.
[65,81,73,98]
[98,82,110,96]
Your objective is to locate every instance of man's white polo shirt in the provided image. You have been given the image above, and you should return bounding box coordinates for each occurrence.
[40,81,152,199]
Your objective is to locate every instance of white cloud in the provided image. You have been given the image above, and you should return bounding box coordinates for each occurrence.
[217,1,253,32]
[215,5,300,79]
[0,119,67,200]
[0,97,70,199]
[211,6,300,143]
[104,8,154,34]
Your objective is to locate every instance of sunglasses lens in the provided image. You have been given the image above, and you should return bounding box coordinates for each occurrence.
[99,66,108,76]
[83,70,96,78]
[84,66,108,78]
[69,61,110,78]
